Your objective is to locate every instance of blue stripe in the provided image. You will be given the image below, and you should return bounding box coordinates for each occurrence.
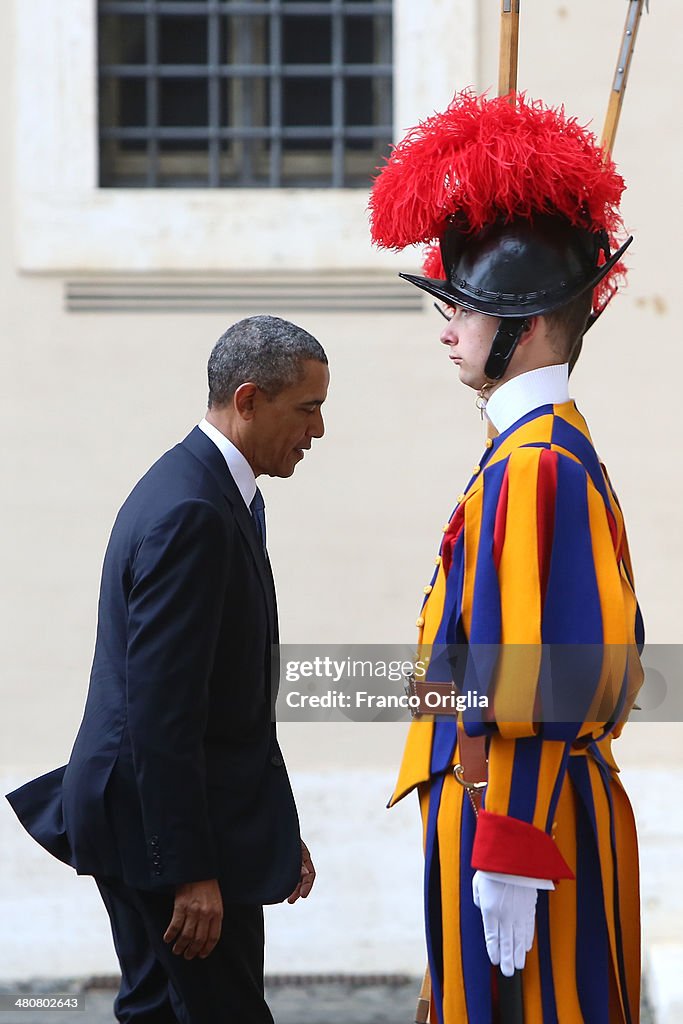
[544,741,571,832]
[424,773,446,1024]
[462,459,507,739]
[428,535,463,780]
[542,454,604,740]
[536,890,559,1024]
[601,769,634,1024]
[433,535,465,651]
[507,736,543,823]
[460,798,492,1023]
[550,416,613,510]
[543,454,603,644]
[469,458,506,646]
[461,643,499,739]
[635,601,645,648]
[491,403,555,449]
[430,721,458,776]
[570,757,610,1024]
[609,662,631,729]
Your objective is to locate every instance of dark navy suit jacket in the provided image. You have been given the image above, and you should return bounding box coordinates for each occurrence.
[7,427,301,903]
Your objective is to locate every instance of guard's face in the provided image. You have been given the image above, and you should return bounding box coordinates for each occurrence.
[439,305,500,390]
[250,359,329,478]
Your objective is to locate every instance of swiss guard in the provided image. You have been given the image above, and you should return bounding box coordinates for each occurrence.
[370,92,645,1024]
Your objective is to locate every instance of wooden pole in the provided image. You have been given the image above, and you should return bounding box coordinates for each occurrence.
[498,0,521,99]
[602,1,648,155]
[414,966,431,1023]
[484,0,523,436]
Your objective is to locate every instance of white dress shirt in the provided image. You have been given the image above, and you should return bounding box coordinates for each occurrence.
[198,418,256,510]
[485,363,570,435]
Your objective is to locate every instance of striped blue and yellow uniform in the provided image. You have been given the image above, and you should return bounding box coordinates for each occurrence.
[390,401,644,1024]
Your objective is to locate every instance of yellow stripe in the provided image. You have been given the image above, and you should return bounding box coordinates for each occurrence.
[589,760,628,1024]
[610,776,642,1023]
[547,780,584,1021]
[421,563,448,651]
[389,718,434,806]
[457,413,554,505]
[532,741,567,831]
[554,400,594,443]
[482,733,515,816]
[587,482,627,645]
[437,774,469,1024]
[497,447,542,643]
[418,782,431,852]
[549,442,582,464]
[492,646,540,739]
[584,481,630,731]
[494,448,542,737]
[487,414,554,468]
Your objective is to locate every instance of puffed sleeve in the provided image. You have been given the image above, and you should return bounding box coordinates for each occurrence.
[453,446,641,880]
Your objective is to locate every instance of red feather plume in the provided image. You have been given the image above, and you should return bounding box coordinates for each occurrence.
[369,92,628,313]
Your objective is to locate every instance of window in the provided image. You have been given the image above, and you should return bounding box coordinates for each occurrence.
[98,0,393,188]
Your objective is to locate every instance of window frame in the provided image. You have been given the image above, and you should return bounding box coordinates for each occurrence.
[15,0,477,273]
[98,0,395,189]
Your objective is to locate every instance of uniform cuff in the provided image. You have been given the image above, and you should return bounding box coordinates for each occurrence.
[471,810,574,881]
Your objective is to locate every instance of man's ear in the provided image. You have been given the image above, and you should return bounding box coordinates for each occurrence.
[233,382,259,420]
[517,316,539,347]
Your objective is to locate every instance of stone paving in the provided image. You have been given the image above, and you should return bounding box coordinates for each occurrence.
[0,975,655,1023]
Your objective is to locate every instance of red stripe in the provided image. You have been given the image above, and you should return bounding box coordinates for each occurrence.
[599,461,621,554]
[442,506,465,576]
[606,508,619,554]
[492,468,509,570]
[536,449,557,607]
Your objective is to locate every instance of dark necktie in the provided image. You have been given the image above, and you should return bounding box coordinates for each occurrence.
[250,487,267,552]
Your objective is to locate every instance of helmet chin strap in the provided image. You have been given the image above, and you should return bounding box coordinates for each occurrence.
[483,317,529,381]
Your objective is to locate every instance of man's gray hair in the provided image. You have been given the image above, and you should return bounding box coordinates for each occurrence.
[207,315,327,407]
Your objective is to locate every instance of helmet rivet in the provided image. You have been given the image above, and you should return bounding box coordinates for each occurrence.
[561,281,567,288]
[475,288,482,296]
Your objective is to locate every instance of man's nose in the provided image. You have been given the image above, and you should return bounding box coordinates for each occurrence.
[440,322,456,345]
[309,408,325,439]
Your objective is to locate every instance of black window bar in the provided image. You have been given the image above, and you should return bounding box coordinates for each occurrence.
[98,0,394,188]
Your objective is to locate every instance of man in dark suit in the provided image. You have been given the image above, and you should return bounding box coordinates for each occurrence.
[7,314,328,1024]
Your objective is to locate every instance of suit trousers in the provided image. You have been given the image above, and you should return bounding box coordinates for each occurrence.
[95,877,274,1024]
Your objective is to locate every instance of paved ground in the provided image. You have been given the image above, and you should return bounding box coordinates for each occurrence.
[0,976,415,1024]
[0,975,655,1023]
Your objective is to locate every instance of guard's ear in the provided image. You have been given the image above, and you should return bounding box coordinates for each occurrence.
[517,316,538,345]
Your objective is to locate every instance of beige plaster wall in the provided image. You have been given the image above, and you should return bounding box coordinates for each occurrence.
[1,0,682,1000]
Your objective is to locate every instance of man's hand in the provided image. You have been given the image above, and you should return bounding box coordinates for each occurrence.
[163,878,223,960]
[287,839,316,904]
[472,870,537,977]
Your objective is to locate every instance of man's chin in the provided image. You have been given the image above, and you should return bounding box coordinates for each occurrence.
[458,369,486,391]
[270,456,301,479]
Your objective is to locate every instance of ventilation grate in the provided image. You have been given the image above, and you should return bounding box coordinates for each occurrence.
[65,273,422,314]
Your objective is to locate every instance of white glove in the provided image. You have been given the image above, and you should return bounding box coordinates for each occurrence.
[472,870,543,976]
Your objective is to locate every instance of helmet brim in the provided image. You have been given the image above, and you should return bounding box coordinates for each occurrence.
[400,236,632,319]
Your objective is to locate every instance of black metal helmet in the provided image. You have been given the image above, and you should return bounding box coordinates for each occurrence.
[399,214,633,380]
